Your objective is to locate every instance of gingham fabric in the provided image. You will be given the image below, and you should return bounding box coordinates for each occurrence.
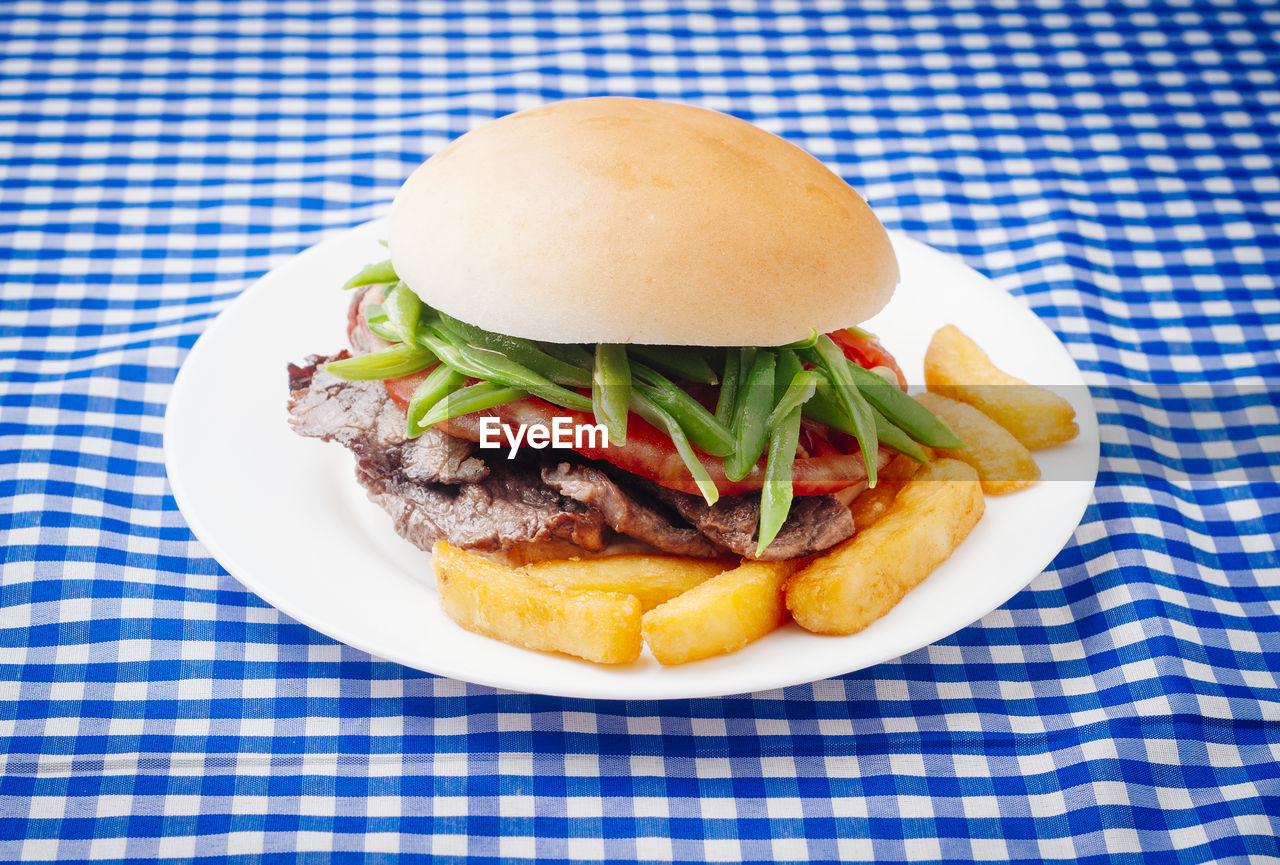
[2,1,1277,861]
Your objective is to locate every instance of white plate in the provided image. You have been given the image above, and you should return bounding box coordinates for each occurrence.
[164,221,1098,700]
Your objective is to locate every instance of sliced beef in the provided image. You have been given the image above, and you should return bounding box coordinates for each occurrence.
[649,483,855,561]
[288,354,607,554]
[357,461,609,555]
[545,460,854,561]
[542,463,722,558]
[288,354,487,486]
[288,353,855,560]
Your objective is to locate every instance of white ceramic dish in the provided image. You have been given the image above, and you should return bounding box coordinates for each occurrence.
[164,221,1098,699]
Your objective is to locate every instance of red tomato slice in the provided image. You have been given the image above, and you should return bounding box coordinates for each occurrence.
[385,373,888,496]
[829,329,907,389]
[377,326,904,497]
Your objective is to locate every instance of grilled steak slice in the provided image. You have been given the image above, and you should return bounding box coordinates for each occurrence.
[288,354,487,486]
[288,355,608,554]
[649,484,855,561]
[357,462,609,554]
[542,462,722,558]
[288,353,853,559]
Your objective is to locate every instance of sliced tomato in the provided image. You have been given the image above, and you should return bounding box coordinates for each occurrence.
[385,369,430,407]
[444,398,890,497]
[829,328,907,389]
[384,377,886,496]
[374,318,903,496]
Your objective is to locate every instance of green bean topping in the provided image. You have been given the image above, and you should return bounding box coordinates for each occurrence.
[416,328,491,378]
[713,349,741,428]
[723,350,777,482]
[325,342,436,381]
[437,313,592,387]
[330,259,973,519]
[537,342,595,368]
[382,282,422,345]
[630,391,720,506]
[804,383,930,464]
[757,404,803,556]
[632,363,734,457]
[419,381,525,430]
[406,364,467,438]
[458,344,592,413]
[342,258,399,290]
[363,299,398,341]
[766,368,820,433]
[873,408,932,464]
[773,348,804,397]
[804,336,879,487]
[841,359,964,449]
[592,344,631,446]
[627,345,719,385]
[782,328,820,350]
[419,327,593,413]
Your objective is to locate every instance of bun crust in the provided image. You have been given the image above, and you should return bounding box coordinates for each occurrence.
[388,97,898,346]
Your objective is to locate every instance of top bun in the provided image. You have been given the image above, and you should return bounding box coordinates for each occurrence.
[388,97,898,346]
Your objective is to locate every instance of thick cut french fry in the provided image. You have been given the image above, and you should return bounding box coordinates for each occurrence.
[847,453,926,530]
[915,392,1040,495]
[641,560,804,665]
[924,325,1078,450]
[433,541,642,664]
[785,459,984,636]
[520,555,732,612]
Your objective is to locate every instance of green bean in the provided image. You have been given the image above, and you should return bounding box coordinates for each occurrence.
[873,408,932,463]
[773,349,804,400]
[436,313,592,387]
[630,391,719,506]
[461,344,592,412]
[627,345,719,385]
[360,304,399,340]
[713,349,741,428]
[842,360,965,449]
[804,383,931,464]
[632,363,734,457]
[324,343,436,381]
[782,328,820,350]
[366,319,400,342]
[342,258,399,290]
[766,369,819,432]
[592,344,631,446]
[757,404,803,557]
[804,336,879,487]
[383,282,421,345]
[537,341,595,368]
[723,350,776,482]
[421,326,593,413]
[406,364,467,438]
[416,328,491,378]
[419,381,525,429]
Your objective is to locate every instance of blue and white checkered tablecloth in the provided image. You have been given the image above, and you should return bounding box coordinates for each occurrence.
[2,1,1278,861]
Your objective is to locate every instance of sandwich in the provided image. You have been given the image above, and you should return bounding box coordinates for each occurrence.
[286,97,961,565]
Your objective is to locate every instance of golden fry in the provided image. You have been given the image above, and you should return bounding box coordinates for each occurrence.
[847,454,925,530]
[785,459,984,636]
[924,324,1078,450]
[433,541,642,664]
[915,392,1040,495]
[641,560,804,665]
[520,555,731,612]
